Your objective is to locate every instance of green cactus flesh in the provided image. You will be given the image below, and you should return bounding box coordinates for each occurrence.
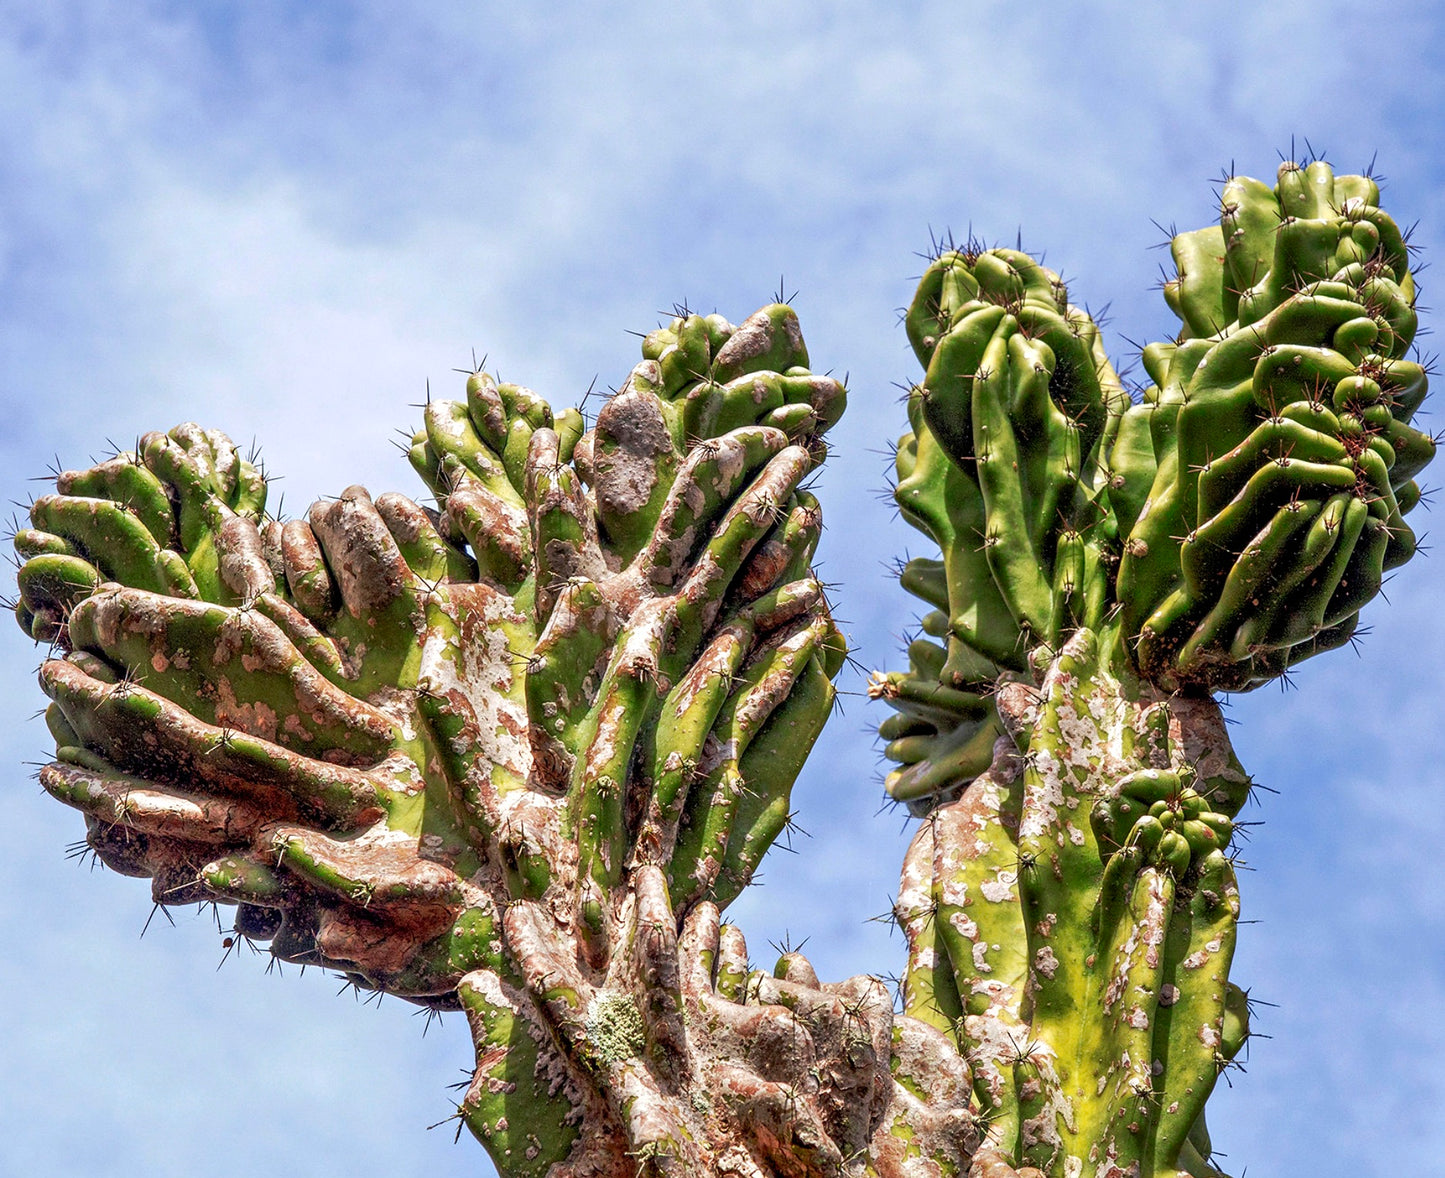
[1116,160,1431,691]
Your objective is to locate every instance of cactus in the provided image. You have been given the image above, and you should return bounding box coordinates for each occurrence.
[17,304,918,1178]
[10,156,1433,1178]
[878,157,1431,1176]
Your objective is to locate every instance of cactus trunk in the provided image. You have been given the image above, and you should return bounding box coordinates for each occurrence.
[895,630,1247,1177]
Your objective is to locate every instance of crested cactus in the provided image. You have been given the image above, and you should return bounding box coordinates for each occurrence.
[878,157,1431,1177]
[17,304,905,1178]
[10,155,1432,1178]
[1114,162,1429,691]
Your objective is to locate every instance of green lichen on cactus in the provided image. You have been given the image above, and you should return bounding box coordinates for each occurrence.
[877,158,1432,1178]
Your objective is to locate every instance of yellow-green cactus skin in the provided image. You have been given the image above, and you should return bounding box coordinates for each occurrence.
[878,158,1430,1178]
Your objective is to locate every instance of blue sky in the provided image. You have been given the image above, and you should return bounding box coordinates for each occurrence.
[2,4,1443,1175]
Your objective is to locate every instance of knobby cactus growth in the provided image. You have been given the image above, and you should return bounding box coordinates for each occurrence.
[10,157,1432,1178]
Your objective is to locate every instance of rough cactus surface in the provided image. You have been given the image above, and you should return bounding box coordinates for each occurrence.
[11,158,1433,1178]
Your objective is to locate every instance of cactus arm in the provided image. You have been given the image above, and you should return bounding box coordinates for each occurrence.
[15,304,991,1178]
[874,158,1432,1178]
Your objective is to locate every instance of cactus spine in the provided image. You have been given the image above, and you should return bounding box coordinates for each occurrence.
[11,156,1432,1178]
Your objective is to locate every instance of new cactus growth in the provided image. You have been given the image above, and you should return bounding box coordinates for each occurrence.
[1115,161,1430,691]
[10,157,1432,1178]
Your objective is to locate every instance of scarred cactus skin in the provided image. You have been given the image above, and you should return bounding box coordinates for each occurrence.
[894,634,1248,1177]
[876,158,1432,1178]
[14,305,996,1178]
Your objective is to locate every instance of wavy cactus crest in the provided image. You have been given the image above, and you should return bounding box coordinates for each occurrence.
[876,158,1432,1178]
[1115,159,1432,691]
[876,246,1129,813]
[19,305,996,1178]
